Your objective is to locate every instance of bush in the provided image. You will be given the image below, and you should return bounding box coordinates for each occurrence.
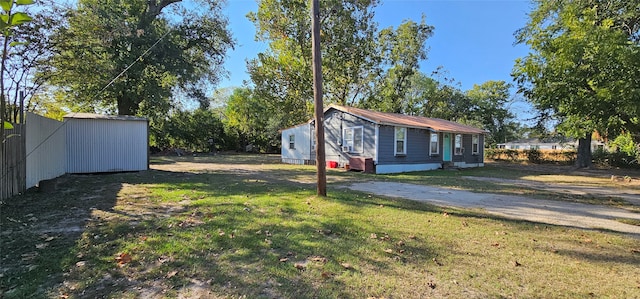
[592,148,639,169]
[526,149,543,164]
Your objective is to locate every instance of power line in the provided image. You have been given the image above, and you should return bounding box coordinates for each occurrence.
[1,29,171,184]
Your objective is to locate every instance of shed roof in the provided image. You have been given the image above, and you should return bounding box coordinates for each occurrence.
[327,105,486,134]
[64,113,147,122]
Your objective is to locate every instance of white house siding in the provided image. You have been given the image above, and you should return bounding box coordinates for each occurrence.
[26,112,66,188]
[281,123,313,164]
[65,115,148,173]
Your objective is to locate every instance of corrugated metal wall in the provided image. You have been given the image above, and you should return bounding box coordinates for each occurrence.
[25,112,66,188]
[66,118,148,173]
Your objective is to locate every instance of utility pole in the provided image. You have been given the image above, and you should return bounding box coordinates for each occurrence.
[311,0,326,196]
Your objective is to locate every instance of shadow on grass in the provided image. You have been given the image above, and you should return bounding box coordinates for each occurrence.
[3,159,639,298]
[1,166,441,298]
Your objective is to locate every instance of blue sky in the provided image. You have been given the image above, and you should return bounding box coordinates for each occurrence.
[221,0,535,120]
[222,0,532,89]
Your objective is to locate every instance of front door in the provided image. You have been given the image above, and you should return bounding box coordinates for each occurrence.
[443,133,452,162]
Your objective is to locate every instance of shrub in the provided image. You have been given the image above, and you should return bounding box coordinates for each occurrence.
[526,149,543,164]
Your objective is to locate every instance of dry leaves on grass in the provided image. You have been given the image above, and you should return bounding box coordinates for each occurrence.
[115,253,132,267]
[166,270,178,278]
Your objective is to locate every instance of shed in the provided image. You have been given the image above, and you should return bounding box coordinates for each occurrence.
[64,113,148,173]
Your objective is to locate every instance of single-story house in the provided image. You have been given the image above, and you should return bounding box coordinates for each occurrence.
[497,137,605,152]
[281,105,487,174]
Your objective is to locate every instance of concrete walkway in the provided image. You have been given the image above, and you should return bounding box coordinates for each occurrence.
[346,181,640,237]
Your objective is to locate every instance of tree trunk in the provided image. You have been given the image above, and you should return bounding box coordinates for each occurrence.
[117,96,139,116]
[575,132,592,169]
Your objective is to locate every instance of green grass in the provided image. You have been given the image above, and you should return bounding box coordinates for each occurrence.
[377,165,639,207]
[1,156,640,298]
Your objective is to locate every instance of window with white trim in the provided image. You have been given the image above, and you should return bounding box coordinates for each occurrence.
[395,127,407,155]
[288,134,295,149]
[472,135,479,154]
[310,128,316,150]
[342,126,363,153]
[430,133,439,155]
[454,134,463,155]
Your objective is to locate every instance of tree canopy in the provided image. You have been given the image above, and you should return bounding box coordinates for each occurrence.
[40,0,234,116]
[513,0,640,167]
[247,0,433,130]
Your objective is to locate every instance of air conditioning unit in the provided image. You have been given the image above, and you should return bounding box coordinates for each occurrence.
[342,145,351,153]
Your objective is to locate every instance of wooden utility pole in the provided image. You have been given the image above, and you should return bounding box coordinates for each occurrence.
[311,0,326,196]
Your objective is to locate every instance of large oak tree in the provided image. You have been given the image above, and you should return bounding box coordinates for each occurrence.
[41,0,234,116]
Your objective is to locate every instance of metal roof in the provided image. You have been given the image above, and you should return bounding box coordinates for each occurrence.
[63,113,147,122]
[327,105,487,134]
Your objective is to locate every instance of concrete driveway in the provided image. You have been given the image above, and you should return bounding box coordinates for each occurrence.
[346,181,640,237]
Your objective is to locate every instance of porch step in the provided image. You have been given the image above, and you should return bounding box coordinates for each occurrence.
[441,162,459,170]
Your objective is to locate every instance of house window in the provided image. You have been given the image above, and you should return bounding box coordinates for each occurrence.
[454,134,463,155]
[430,133,439,155]
[395,127,407,155]
[342,126,363,153]
[288,134,295,149]
[472,135,479,154]
[311,128,316,151]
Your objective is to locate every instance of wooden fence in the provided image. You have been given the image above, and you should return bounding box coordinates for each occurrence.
[1,123,26,200]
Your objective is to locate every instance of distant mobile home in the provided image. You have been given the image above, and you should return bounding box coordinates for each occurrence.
[281,105,487,174]
[497,137,605,152]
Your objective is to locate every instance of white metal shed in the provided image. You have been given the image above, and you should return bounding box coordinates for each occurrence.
[64,113,148,173]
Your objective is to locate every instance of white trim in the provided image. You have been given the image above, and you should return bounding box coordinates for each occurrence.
[430,132,439,155]
[374,124,379,163]
[376,163,441,174]
[454,133,463,155]
[288,134,296,149]
[342,126,364,154]
[394,127,407,156]
[472,134,479,155]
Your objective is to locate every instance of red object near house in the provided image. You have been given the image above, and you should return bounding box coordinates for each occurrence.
[326,161,338,168]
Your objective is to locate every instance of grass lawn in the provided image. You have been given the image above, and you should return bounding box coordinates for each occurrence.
[1,155,639,298]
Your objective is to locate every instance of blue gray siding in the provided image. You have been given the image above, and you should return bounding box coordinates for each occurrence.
[377,126,442,165]
[451,133,484,164]
[324,109,377,165]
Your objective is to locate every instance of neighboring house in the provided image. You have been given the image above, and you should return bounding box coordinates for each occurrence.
[281,105,487,174]
[497,137,605,152]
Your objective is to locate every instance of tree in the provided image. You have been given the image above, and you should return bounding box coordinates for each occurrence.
[513,0,640,168]
[3,1,60,120]
[466,80,517,146]
[41,0,234,116]
[247,0,433,131]
[224,87,276,152]
[362,17,433,113]
[1,0,33,140]
[400,71,471,121]
[247,0,381,130]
